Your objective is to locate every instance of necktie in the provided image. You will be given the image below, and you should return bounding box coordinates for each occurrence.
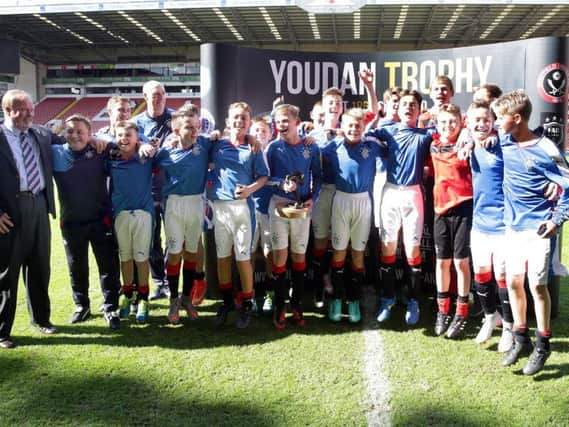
[19,132,41,194]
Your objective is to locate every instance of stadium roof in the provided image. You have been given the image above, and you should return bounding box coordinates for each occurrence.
[1,1,568,64]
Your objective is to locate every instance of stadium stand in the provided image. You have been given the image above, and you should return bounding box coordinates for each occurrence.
[34,97,76,125]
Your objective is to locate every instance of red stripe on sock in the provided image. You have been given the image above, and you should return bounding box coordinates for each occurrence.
[514,324,527,332]
[138,285,149,294]
[166,263,181,276]
[456,301,469,318]
[497,279,507,289]
[291,261,306,272]
[437,297,450,314]
[474,271,492,283]
[122,284,134,293]
[331,259,345,269]
[272,264,286,274]
[351,264,365,273]
[241,291,254,300]
[407,255,422,267]
[381,255,396,265]
[219,282,233,290]
[539,329,552,337]
[183,261,196,271]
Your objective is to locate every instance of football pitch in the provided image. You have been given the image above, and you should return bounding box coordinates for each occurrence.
[0,216,568,426]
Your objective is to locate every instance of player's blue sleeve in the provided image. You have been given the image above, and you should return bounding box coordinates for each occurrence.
[266,145,285,187]
[310,145,322,202]
[364,129,389,157]
[543,166,569,226]
[253,151,269,179]
[153,146,169,164]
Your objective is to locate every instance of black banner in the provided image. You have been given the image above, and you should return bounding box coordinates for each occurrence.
[201,37,568,145]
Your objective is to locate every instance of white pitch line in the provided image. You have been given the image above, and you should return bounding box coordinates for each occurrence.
[362,287,392,427]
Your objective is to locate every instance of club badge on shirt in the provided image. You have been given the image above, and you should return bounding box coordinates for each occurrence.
[360,147,370,159]
[302,146,311,160]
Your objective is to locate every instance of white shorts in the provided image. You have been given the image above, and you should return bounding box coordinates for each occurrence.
[311,184,335,239]
[331,191,372,251]
[269,195,311,254]
[114,209,153,263]
[252,210,271,257]
[380,183,424,251]
[470,229,506,278]
[372,169,387,228]
[164,194,204,254]
[505,229,551,286]
[213,199,253,261]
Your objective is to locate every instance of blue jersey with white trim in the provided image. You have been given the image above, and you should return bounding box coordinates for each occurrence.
[321,137,382,193]
[366,123,433,186]
[154,136,212,197]
[266,139,322,203]
[210,139,269,201]
[253,185,273,215]
[470,142,505,234]
[107,153,155,217]
[501,135,569,230]
[308,127,336,185]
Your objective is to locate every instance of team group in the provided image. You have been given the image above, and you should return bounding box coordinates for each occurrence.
[0,72,567,376]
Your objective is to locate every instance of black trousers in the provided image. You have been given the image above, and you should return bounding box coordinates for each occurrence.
[61,219,120,312]
[0,193,51,339]
[149,202,166,285]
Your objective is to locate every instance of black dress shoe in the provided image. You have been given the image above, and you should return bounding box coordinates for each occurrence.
[0,338,16,349]
[69,306,91,324]
[35,323,58,335]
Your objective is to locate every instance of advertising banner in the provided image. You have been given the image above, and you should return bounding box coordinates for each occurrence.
[202,37,567,145]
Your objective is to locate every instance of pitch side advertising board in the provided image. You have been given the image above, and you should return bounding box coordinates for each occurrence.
[202,37,568,146]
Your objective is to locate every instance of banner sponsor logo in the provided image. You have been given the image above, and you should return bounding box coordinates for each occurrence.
[537,63,568,104]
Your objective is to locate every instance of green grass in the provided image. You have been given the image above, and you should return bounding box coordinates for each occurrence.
[382,231,569,426]
[2,217,569,426]
[0,217,366,426]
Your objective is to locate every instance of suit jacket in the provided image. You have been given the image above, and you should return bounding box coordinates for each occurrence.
[0,124,57,229]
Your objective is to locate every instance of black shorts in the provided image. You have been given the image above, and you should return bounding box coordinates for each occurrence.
[434,200,472,259]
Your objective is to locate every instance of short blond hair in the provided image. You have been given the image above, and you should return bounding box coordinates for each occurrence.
[430,75,455,96]
[492,90,532,121]
[106,96,131,112]
[2,89,31,111]
[251,115,270,127]
[179,102,200,116]
[228,101,252,118]
[342,108,366,123]
[438,103,462,122]
[274,104,300,120]
[65,113,92,131]
[322,87,344,99]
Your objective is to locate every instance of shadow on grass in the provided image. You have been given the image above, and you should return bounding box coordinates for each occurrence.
[0,371,279,427]
[13,304,364,351]
[393,404,500,427]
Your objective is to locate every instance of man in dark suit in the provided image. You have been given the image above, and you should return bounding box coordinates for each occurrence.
[0,89,58,349]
